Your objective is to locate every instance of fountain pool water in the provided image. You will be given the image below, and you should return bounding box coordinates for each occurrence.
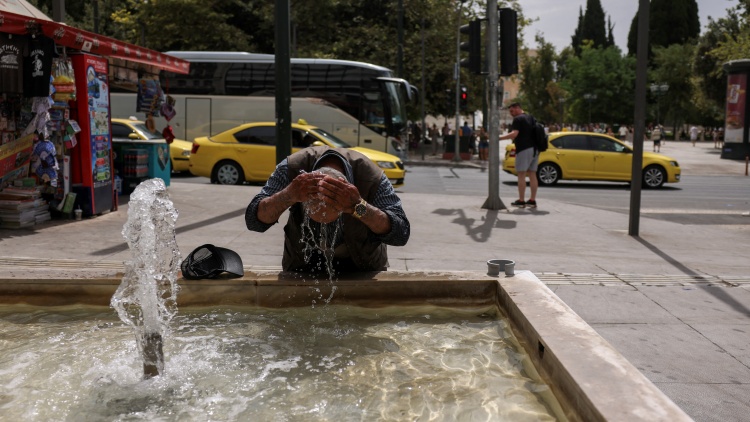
[0,303,563,421]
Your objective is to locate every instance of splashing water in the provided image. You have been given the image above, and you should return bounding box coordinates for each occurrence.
[111,178,181,378]
[299,169,342,282]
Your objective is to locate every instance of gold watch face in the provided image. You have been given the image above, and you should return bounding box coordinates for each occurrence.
[354,201,367,218]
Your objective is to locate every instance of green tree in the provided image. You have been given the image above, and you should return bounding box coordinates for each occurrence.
[581,0,607,48]
[562,43,636,125]
[517,35,558,123]
[571,7,584,55]
[627,0,700,56]
[570,0,609,55]
[650,44,696,130]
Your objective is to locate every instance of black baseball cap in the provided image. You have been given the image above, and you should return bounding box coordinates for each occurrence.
[181,244,244,279]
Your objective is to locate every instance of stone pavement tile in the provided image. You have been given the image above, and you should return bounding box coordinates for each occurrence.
[548,285,678,324]
[591,323,750,384]
[655,383,750,422]
[639,285,750,324]
[693,323,750,368]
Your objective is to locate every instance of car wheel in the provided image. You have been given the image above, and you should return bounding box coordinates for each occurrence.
[536,163,560,186]
[212,161,245,185]
[642,165,666,188]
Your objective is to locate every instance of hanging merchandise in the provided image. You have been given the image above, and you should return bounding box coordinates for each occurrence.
[30,134,58,186]
[136,76,163,116]
[63,120,80,149]
[0,33,27,95]
[160,94,176,121]
[23,35,56,98]
[51,56,76,102]
[161,125,175,144]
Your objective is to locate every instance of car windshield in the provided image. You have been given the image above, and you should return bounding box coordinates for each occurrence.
[131,122,164,140]
[310,128,351,148]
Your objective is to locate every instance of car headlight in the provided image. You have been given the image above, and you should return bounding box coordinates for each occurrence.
[376,161,396,169]
[670,161,679,167]
[181,150,191,157]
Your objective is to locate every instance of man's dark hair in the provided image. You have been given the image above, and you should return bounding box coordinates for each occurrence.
[508,102,522,108]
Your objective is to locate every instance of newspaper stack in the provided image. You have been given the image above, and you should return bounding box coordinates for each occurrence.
[0,187,49,229]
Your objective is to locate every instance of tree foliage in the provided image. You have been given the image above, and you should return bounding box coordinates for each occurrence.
[562,43,636,125]
[650,44,697,128]
[517,35,559,124]
[571,0,609,55]
[627,0,700,56]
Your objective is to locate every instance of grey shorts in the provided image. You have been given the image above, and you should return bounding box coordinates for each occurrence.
[515,148,538,172]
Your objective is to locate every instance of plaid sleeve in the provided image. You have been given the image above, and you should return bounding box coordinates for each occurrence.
[370,174,410,246]
[245,159,291,232]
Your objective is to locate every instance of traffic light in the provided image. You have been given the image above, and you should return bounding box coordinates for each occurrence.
[460,86,468,111]
[460,19,482,75]
[445,89,454,113]
[499,8,518,76]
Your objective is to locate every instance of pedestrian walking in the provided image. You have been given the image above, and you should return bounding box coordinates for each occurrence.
[652,125,662,152]
[499,102,538,208]
[618,124,628,141]
[477,126,489,161]
[711,128,719,148]
[690,125,698,147]
[429,123,439,155]
[441,123,451,153]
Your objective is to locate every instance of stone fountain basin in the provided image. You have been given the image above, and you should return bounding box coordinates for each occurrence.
[0,269,690,422]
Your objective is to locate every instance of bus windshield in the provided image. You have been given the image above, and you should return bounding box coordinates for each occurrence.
[310,128,350,148]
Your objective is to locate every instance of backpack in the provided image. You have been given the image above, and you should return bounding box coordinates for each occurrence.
[530,115,548,153]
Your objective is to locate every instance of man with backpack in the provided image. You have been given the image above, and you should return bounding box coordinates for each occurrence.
[499,102,539,208]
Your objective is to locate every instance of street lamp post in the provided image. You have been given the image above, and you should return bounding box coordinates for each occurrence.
[649,83,669,126]
[583,93,597,124]
[559,97,566,127]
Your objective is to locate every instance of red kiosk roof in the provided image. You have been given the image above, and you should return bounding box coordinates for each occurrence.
[0,10,190,74]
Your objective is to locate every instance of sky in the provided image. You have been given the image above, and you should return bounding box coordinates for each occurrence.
[522,0,737,52]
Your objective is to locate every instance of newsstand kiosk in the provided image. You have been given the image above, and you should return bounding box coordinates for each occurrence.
[69,53,114,217]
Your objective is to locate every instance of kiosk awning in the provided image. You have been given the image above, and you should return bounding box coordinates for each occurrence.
[0,10,190,74]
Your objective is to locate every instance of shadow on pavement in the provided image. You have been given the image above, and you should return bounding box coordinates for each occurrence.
[433,208,516,243]
[634,236,750,317]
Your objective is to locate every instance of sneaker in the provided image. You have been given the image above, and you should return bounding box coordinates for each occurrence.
[526,199,537,208]
[511,199,525,208]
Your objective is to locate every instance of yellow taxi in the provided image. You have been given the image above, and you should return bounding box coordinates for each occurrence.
[502,131,680,188]
[111,118,192,173]
[188,120,406,186]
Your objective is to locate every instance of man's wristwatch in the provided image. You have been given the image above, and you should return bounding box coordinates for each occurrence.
[353,198,368,219]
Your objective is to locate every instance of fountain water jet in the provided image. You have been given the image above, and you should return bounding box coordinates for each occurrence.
[111,178,181,378]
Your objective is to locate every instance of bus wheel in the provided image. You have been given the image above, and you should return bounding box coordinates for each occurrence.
[212,161,245,185]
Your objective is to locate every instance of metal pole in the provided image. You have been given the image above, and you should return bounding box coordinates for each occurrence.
[275,0,292,164]
[398,0,404,78]
[483,0,505,210]
[421,16,426,161]
[454,1,463,162]
[628,0,650,236]
[52,0,65,22]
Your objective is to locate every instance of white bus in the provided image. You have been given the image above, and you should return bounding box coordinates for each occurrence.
[110,51,414,155]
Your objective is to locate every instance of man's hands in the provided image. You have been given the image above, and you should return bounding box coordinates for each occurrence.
[256,172,327,225]
[316,175,360,214]
[286,172,327,203]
